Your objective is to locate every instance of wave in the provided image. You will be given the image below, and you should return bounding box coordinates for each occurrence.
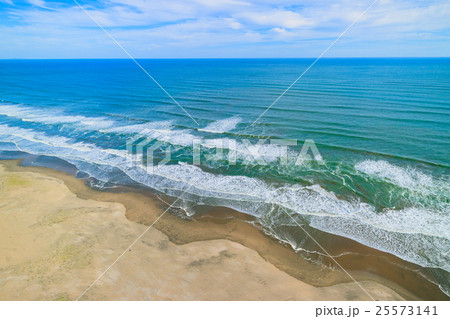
[0,123,449,282]
[143,129,299,164]
[0,104,288,165]
[198,116,241,133]
[355,160,449,212]
[107,121,298,164]
[0,104,115,129]
[100,121,174,134]
[355,160,435,189]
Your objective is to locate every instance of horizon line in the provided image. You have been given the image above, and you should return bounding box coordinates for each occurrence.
[1,56,450,60]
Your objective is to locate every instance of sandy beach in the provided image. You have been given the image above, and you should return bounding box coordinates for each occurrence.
[2,0,450,308]
[0,160,442,300]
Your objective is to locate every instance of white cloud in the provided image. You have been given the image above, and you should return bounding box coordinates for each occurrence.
[0,0,449,58]
[236,10,312,28]
[27,0,46,7]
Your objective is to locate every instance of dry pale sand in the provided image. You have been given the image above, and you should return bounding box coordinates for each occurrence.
[0,161,409,300]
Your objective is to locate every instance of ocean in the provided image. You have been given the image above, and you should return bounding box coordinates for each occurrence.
[0,58,448,296]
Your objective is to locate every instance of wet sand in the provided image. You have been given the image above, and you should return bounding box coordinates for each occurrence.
[0,160,444,300]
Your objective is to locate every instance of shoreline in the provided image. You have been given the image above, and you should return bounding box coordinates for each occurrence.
[0,159,446,300]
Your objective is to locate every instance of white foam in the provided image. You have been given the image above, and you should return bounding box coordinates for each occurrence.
[199,116,241,133]
[0,104,115,129]
[132,126,297,164]
[0,123,449,274]
[355,160,434,189]
[0,105,297,165]
[355,160,450,213]
[100,121,173,134]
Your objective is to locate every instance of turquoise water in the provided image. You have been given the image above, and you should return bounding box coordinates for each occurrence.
[0,58,449,295]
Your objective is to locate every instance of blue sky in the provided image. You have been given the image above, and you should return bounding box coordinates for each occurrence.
[0,0,449,58]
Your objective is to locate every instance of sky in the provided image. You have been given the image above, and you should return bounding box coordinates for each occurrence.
[0,0,449,58]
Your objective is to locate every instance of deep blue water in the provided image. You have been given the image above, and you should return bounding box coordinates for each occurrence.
[0,58,449,294]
